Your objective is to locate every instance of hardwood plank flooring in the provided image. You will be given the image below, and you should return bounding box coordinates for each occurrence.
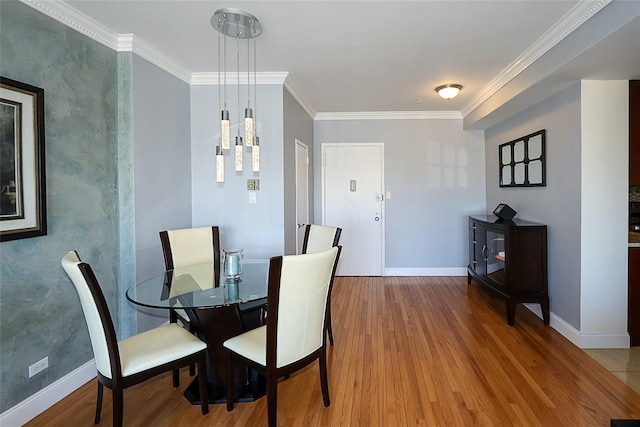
[26,276,640,426]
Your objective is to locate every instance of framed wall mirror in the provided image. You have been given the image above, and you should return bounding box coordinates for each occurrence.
[499,129,546,187]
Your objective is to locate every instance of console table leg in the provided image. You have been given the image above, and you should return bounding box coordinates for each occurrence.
[541,299,550,325]
[467,272,472,285]
[506,300,517,326]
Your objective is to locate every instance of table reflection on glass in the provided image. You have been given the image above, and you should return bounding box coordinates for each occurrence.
[126,259,269,404]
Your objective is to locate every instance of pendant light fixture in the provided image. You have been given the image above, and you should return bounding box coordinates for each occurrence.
[212,9,262,178]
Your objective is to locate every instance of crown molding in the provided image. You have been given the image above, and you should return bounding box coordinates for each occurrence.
[20,0,119,50]
[190,72,288,86]
[22,0,191,83]
[283,76,317,119]
[315,111,463,121]
[461,0,611,117]
[118,34,192,83]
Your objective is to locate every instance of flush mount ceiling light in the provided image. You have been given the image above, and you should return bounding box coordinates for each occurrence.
[436,84,463,100]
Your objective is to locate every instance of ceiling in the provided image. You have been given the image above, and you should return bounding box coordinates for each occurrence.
[59,0,640,124]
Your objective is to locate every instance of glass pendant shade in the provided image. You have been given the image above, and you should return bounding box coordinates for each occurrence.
[245,108,254,146]
[221,110,230,149]
[235,136,243,171]
[216,146,224,182]
[252,137,260,172]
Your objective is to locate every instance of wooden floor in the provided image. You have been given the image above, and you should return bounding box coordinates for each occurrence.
[26,276,640,426]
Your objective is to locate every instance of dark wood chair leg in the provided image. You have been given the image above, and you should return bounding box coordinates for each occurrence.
[267,371,278,427]
[189,363,196,376]
[226,354,235,412]
[94,381,103,424]
[319,346,330,407]
[172,368,180,387]
[327,299,334,346]
[112,387,124,427]
[198,352,209,415]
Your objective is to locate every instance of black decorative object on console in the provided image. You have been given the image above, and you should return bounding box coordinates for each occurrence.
[493,203,517,221]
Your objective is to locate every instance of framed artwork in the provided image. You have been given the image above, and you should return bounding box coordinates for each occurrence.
[0,77,47,241]
[499,129,546,187]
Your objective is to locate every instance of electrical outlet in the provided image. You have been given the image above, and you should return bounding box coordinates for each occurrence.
[29,356,48,378]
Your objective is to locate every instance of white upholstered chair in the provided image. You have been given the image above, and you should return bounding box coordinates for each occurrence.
[301,224,342,255]
[160,226,220,381]
[61,251,209,427]
[223,246,341,427]
[301,224,342,344]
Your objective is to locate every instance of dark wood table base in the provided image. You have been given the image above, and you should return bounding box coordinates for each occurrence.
[183,301,267,405]
[184,371,266,405]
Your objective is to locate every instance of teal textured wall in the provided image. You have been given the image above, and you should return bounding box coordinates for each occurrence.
[0,1,120,411]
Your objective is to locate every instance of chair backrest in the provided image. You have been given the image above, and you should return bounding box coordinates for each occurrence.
[61,251,120,380]
[302,224,342,254]
[160,226,220,282]
[266,246,341,368]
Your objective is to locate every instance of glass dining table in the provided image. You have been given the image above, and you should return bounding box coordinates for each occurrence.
[126,259,270,405]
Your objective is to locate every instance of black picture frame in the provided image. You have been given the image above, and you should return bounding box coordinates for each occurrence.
[498,129,546,187]
[0,77,47,241]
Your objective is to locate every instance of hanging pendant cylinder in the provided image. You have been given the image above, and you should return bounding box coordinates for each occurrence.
[221,110,230,150]
[245,108,254,146]
[235,136,243,171]
[216,146,225,182]
[252,137,260,172]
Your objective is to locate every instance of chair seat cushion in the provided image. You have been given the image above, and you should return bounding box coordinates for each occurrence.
[223,325,267,367]
[118,324,206,378]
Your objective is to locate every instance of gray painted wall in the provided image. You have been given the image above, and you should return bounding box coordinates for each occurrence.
[0,1,119,411]
[313,119,486,269]
[132,55,193,332]
[485,83,582,328]
[283,89,314,255]
[190,84,286,259]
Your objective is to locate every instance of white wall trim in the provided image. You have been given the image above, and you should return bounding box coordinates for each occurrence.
[190,71,289,86]
[24,0,611,120]
[523,304,630,349]
[460,0,611,117]
[383,267,468,277]
[284,75,317,119]
[118,34,192,83]
[315,111,463,121]
[20,0,119,50]
[20,0,192,83]
[0,360,96,427]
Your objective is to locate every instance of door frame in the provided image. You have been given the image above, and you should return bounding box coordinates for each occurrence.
[321,142,385,275]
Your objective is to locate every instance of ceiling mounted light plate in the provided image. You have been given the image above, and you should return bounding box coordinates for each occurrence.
[436,84,463,100]
[212,8,262,38]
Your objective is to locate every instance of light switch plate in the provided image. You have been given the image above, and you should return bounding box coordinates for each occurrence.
[249,192,257,203]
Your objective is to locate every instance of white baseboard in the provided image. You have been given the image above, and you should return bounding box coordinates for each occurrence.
[384,267,468,277]
[523,304,630,349]
[0,359,96,427]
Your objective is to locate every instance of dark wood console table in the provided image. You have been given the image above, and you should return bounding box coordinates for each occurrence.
[467,215,549,326]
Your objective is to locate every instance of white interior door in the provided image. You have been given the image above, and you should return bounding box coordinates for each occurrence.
[322,143,384,276]
[295,139,309,254]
